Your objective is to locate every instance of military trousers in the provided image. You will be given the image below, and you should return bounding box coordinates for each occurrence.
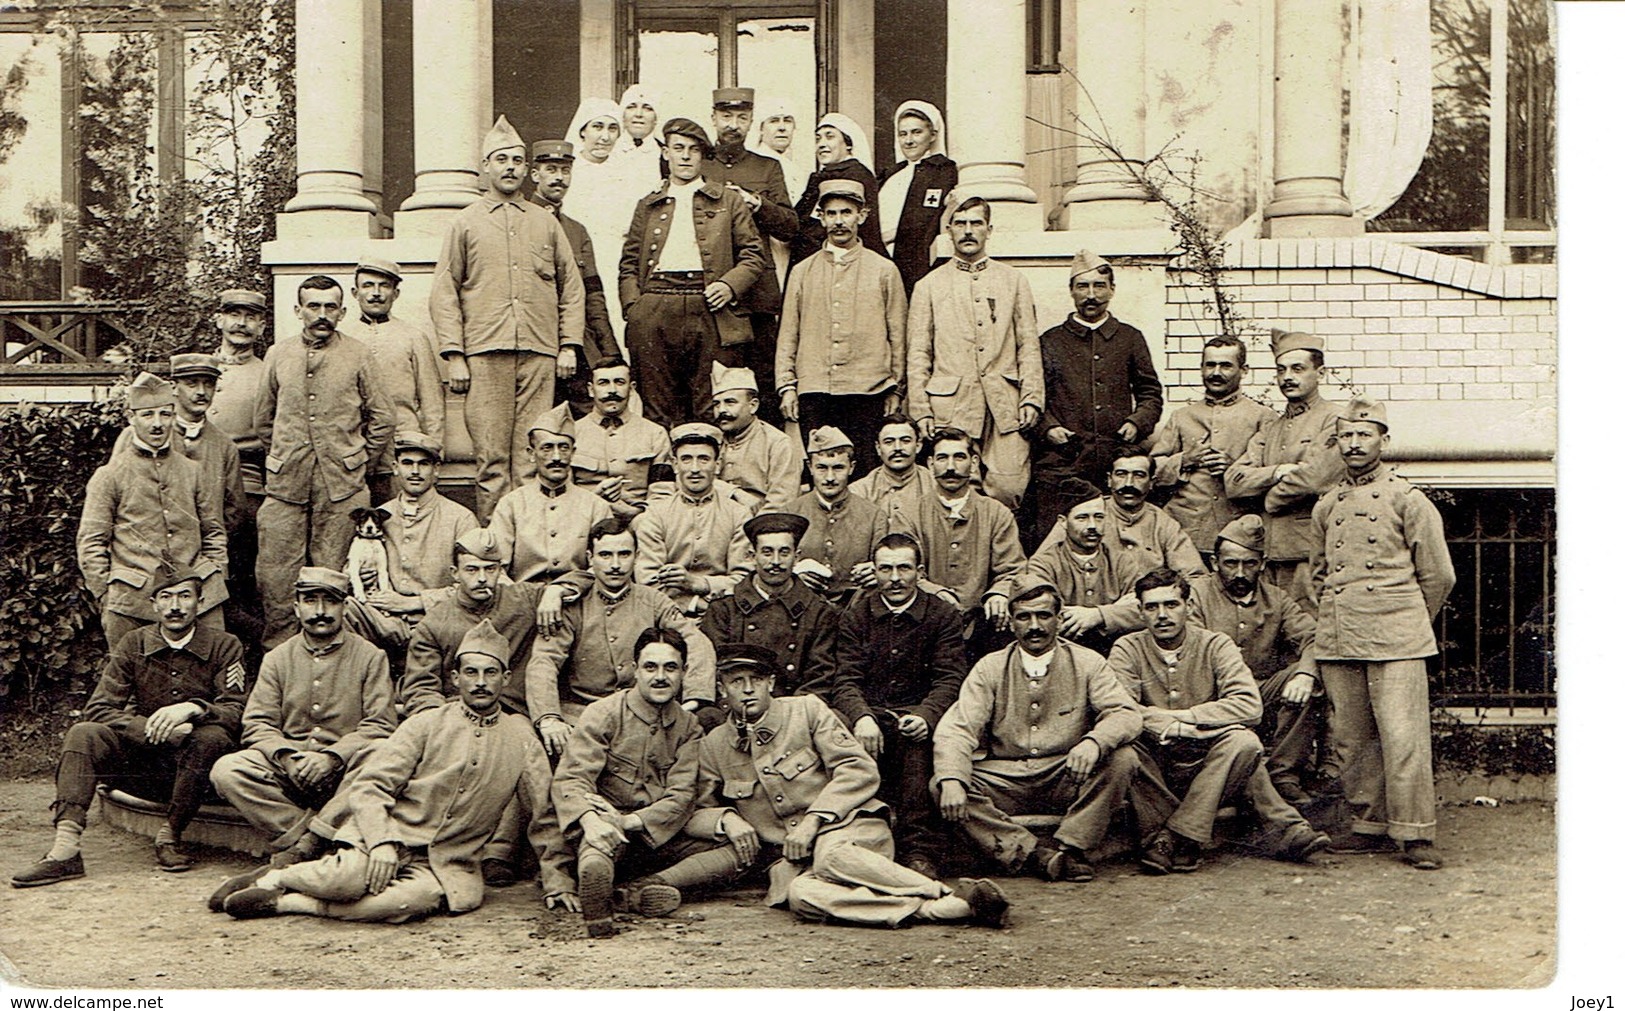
[624,286,745,428]
[277,844,445,923]
[975,413,1031,512]
[1320,659,1435,842]
[1130,728,1263,846]
[948,746,1138,870]
[1257,667,1331,790]
[257,484,369,649]
[210,748,352,852]
[53,721,234,837]
[464,350,557,523]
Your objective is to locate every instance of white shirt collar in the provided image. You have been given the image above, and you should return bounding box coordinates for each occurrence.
[1019,647,1055,678]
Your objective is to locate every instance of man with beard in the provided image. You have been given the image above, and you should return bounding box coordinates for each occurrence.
[629,423,753,616]
[711,362,799,515]
[210,567,396,870]
[488,404,612,585]
[907,196,1043,510]
[215,620,550,923]
[1151,336,1277,561]
[552,628,731,937]
[1312,398,1454,870]
[1112,569,1329,874]
[569,357,672,520]
[430,116,586,522]
[776,180,906,474]
[351,255,444,505]
[1030,249,1162,550]
[932,574,1143,883]
[1225,331,1343,613]
[1189,515,1326,805]
[784,426,890,608]
[850,413,933,530]
[78,371,229,650]
[529,140,620,417]
[701,88,800,424]
[12,563,244,885]
[254,275,394,649]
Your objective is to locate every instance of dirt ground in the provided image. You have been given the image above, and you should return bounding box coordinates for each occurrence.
[0,778,1554,991]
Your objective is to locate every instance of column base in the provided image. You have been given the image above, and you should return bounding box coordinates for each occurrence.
[1057,196,1168,233]
[392,207,464,240]
[275,209,382,241]
[1262,214,1363,239]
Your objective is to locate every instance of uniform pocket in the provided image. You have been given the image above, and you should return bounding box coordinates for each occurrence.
[772,746,819,780]
[923,375,961,397]
[721,778,757,800]
[531,248,556,281]
[265,454,284,475]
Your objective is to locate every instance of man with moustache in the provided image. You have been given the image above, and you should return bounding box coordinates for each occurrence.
[1312,398,1455,870]
[850,413,933,530]
[907,196,1043,510]
[351,255,444,506]
[254,275,394,649]
[12,563,244,885]
[1151,336,1278,561]
[1031,250,1162,545]
[78,372,229,651]
[215,620,549,923]
[711,362,799,515]
[784,427,890,608]
[430,116,587,522]
[167,353,250,557]
[701,88,800,423]
[488,404,612,585]
[529,140,620,417]
[569,357,672,520]
[552,628,728,937]
[1111,568,1329,874]
[830,533,968,878]
[776,179,907,474]
[1225,331,1343,613]
[207,288,270,511]
[700,513,840,699]
[1023,477,1149,654]
[210,567,396,869]
[932,574,1143,883]
[628,423,753,616]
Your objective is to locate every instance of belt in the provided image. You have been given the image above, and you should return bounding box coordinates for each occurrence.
[645,271,707,294]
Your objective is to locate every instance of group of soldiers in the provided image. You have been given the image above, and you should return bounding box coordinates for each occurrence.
[12,85,1458,938]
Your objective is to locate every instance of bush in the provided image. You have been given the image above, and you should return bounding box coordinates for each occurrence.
[0,399,129,709]
[1431,708,1556,777]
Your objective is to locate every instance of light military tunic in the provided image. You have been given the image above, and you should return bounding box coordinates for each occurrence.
[354,314,446,451]
[1150,393,1278,551]
[488,481,613,584]
[241,631,397,765]
[570,411,672,513]
[908,492,1025,611]
[849,464,933,532]
[208,349,268,496]
[381,489,478,596]
[784,490,890,602]
[1107,627,1262,741]
[1225,392,1343,563]
[718,419,801,515]
[632,488,754,610]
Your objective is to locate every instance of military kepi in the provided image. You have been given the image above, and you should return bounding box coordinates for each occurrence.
[816,178,866,208]
[1339,394,1388,431]
[394,430,443,461]
[532,139,574,163]
[218,288,265,312]
[482,114,525,159]
[294,566,348,599]
[457,617,511,668]
[355,255,403,283]
[712,87,755,108]
[716,641,779,672]
[169,353,221,380]
[126,371,172,411]
[670,422,724,451]
[742,512,810,545]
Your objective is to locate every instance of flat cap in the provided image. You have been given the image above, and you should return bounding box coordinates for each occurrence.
[712,87,755,108]
[662,117,712,154]
[805,426,854,454]
[1214,514,1266,556]
[1006,572,1060,605]
[126,371,173,411]
[1338,394,1388,430]
[527,402,576,442]
[454,528,504,563]
[1054,476,1106,516]
[294,566,349,599]
[532,139,574,163]
[149,559,203,596]
[456,617,511,668]
[816,178,866,207]
[716,641,779,673]
[354,255,403,283]
[1069,248,1111,280]
[218,288,266,312]
[482,114,525,160]
[670,422,724,451]
[743,512,810,545]
[393,430,443,460]
[169,353,221,380]
[710,360,758,395]
[1270,330,1324,359]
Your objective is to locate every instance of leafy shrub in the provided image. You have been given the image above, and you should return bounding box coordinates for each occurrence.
[0,398,128,709]
[1431,708,1556,777]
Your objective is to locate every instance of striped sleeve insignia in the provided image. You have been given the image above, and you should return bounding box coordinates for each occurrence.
[224,661,246,693]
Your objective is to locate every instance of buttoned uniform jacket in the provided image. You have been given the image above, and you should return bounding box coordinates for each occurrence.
[77,435,229,620]
[829,588,968,732]
[788,158,887,266]
[115,420,249,537]
[775,243,907,398]
[1035,501,1207,582]
[84,624,246,743]
[380,489,479,597]
[849,464,934,532]
[907,491,1025,613]
[427,194,587,360]
[354,314,447,461]
[700,577,840,698]
[240,631,398,765]
[1150,394,1279,550]
[618,179,768,320]
[1309,464,1456,661]
[1035,314,1163,483]
[1187,573,1317,682]
[208,352,268,496]
[399,582,547,718]
[1022,541,1146,635]
[323,702,549,914]
[931,640,1142,790]
[552,688,705,849]
[526,582,719,721]
[487,481,613,584]
[717,419,801,514]
[570,411,672,515]
[253,330,395,505]
[699,146,798,315]
[784,490,890,604]
[1224,392,1343,563]
[877,153,957,296]
[1107,627,1263,743]
[537,199,619,368]
[631,487,754,609]
[906,258,1043,439]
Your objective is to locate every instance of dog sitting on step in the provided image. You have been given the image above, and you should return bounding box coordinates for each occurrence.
[345,506,394,599]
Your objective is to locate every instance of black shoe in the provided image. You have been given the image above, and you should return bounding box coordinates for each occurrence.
[268,833,323,869]
[902,854,941,881]
[1033,846,1094,882]
[208,866,271,913]
[155,842,193,873]
[951,877,1009,929]
[1277,823,1331,863]
[1139,830,1176,875]
[481,857,519,887]
[577,857,615,931]
[11,854,85,889]
[1327,831,1393,854]
[1273,779,1313,807]
[615,881,682,918]
[1400,841,1444,870]
[223,886,284,919]
[1170,835,1202,873]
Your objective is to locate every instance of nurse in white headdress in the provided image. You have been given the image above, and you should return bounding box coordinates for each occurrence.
[565,98,636,342]
[747,95,809,286]
[614,84,665,197]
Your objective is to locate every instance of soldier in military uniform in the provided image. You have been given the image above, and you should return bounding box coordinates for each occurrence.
[1312,397,1455,870]
[350,255,445,505]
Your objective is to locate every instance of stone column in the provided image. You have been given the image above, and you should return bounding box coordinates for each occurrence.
[945,0,1042,231]
[394,0,494,238]
[1060,0,1158,230]
[361,0,384,225]
[279,0,378,238]
[1262,0,1359,237]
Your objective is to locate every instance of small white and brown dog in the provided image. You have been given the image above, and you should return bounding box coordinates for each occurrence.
[345,506,394,598]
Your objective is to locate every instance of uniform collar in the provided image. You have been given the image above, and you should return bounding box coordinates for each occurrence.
[215,343,256,365]
[457,702,502,728]
[870,589,924,619]
[141,624,206,659]
[128,433,173,457]
[482,194,529,213]
[300,631,346,656]
[534,479,571,498]
[1204,391,1243,408]
[737,577,810,615]
[1348,462,1390,487]
[953,256,990,273]
[627,688,677,729]
[1066,314,1116,339]
[732,697,785,752]
[814,490,848,512]
[1282,390,1323,418]
[650,178,724,204]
